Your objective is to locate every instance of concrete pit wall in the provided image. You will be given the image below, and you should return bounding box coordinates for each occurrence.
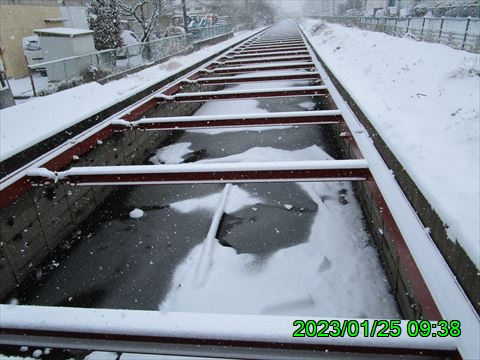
[0,82,221,300]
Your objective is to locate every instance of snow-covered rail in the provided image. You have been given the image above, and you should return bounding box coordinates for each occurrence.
[27,160,370,186]
[1,20,478,360]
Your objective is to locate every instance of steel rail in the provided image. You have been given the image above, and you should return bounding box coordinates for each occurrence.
[184,72,321,85]
[27,160,371,186]
[219,55,312,65]
[112,110,342,130]
[155,85,327,102]
[0,306,458,359]
[223,50,310,59]
[238,47,308,54]
[202,62,316,74]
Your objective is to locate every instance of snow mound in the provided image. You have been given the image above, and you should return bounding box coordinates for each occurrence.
[170,185,262,214]
[129,208,144,219]
[149,142,192,164]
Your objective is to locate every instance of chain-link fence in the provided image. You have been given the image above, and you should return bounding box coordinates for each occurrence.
[27,24,232,96]
[317,16,480,53]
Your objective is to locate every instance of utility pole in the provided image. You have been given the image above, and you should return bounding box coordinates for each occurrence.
[182,0,188,33]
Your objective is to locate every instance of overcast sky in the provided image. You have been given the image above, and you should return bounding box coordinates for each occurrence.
[277,0,307,16]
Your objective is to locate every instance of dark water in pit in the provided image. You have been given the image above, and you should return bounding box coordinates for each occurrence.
[12,83,342,311]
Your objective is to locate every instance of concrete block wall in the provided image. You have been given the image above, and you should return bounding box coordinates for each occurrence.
[332,126,422,319]
[0,92,214,301]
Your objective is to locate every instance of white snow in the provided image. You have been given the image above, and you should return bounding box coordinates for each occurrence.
[188,99,290,134]
[0,305,457,358]
[34,27,93,37]
[0,29,259,162]
[300,19,480,268]
[170,185,262,215]
[168,85,325,99]
[159,144,398,318]
[149,142,193,164]
[129,208,144,219]
[84,352,118,360]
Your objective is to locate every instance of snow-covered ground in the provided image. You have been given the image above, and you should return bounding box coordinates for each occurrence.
[300,19,480,268]
[0,29,259,162]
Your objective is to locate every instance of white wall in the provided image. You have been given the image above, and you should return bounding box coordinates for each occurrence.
[60,6,89,29]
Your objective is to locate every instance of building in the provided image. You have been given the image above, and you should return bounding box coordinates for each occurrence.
[0,0,88,78]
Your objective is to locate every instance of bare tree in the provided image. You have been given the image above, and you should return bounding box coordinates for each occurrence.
[116,0,175,42]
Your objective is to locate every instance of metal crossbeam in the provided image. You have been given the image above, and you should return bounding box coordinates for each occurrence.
[186,72,321,85]
[239,46,307,54]
[156,86,327,102]
[204,62,316,74]
[27,160,371,185]
[0,306,458,359]
[220,55,312,65]
[113,110,342,130]
[223,50,310,59]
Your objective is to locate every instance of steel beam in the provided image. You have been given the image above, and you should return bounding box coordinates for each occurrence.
[185,72,321,85]
[0,306,458,359]
[238,46,307,54]
[112,110,342,130]
[27,160,371,186]
[156,86,327,102]
[205,63,316,74]
[222,50,310,59]
[219,55,312,66]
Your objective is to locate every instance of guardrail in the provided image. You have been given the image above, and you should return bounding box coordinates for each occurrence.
[316,16,480,52]
[27,23,233,96]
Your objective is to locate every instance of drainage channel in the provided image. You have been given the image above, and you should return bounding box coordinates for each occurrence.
[0,20,478,360]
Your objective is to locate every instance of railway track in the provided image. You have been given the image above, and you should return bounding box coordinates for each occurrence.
[0,21,478,359]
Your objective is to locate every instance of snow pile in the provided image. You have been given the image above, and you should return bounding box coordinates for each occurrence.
[171,185,262,214]
[300,19,480,268]
[149,142,193,164]
[160,146,399,318]
[129,208,144,219]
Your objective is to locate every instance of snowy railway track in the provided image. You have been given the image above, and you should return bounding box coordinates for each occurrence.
[0,21,478,360]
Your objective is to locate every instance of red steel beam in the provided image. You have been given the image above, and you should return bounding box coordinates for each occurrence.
[155,86,327,102]
[184,72,321,85]
[221,50,310,59]
[114,111,342,130]
[0,125,116,209]
[0,324,458,359]
[238,46,307,54]
[246,41,305,48]
[219,55,312,66]
[28,161,371,186]
[205,63,316,74]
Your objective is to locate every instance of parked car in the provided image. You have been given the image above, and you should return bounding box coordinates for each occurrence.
[22,35,46,74]
[116,30,141,59]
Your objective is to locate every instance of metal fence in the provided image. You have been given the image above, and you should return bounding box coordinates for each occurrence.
[27,24,232,96]
[318,16,480,52]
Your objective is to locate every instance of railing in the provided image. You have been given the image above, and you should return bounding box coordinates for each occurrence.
[27,24,233,96]
[316,16,480,52]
